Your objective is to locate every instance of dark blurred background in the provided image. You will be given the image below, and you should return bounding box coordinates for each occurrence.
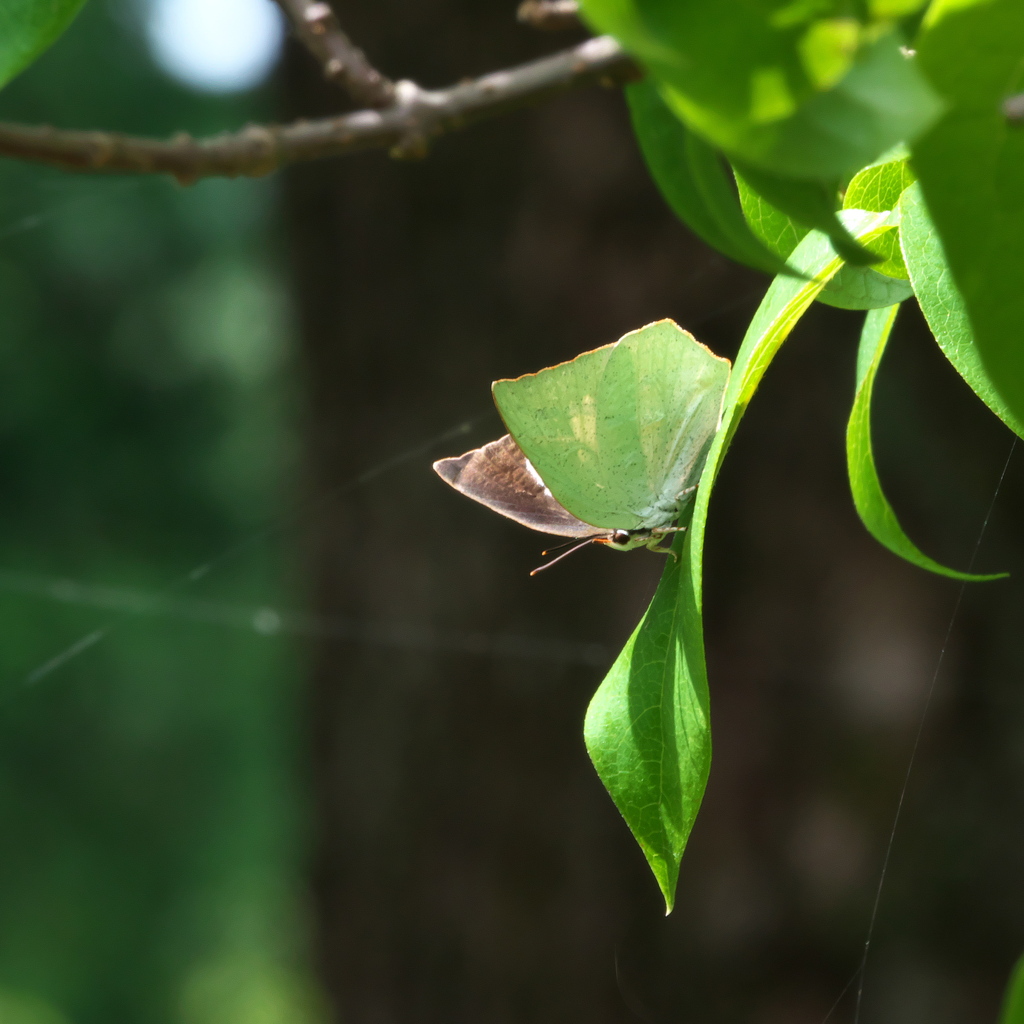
[0,1,1021,1022]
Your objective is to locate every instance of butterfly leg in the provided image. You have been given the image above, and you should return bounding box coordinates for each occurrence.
[647,526,685,562]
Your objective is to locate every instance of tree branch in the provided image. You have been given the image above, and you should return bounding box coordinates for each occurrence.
[517,1,582,31]
[0,36,638,183]
[274,0,396,107]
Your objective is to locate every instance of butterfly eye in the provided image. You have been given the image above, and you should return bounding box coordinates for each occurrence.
[612,530,631,545]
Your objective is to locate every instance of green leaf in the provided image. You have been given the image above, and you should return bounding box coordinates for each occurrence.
[911,0,1024,429]
[847,304,1006,581]
[583,536,707,911]
[843,154,916,278]
[899,182,1024,439]
[854,226,909,281]
[577,0,943,180]
[0,0,89,90]
[818,262,914,308]
[585,209,897,911]
[735,168,809,259]
[626,81,791,275]
[809,206,913,310]
[734,159,912,297]
[732,159,879,265]
[1000,954,1024,1024]
[844,155,916,212]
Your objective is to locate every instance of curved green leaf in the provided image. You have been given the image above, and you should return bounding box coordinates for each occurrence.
[899,182,1024,439]
[912,0,1024,428]
[735,169,808,259]
[733,161,911,306]
[735,154,916,290]
[585,209,897,911]
[731,159,878,266]
[578,0,942,180]
[844,155,915,213]
[583,538,705,911]
[0,0,89,90]
[847,304,1006,581]
[843,154,915,278]
[819,261,914,309]
[1000,954,1024,1024]
[733,185,909,309]
[627,81,791,275]
[812,154,917,306]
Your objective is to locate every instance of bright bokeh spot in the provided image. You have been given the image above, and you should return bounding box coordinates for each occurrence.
[146,0,285,94]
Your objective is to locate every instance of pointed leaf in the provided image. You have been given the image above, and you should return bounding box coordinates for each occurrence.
[899,182,1024,440]
[0,0,89,90]
[847,304,1006,581]
[585,209,897,911]
[583,536,706,910]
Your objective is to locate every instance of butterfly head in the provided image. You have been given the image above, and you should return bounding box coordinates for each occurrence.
[596,528,642,551]
[595,525,685,554]
[531,524,685,574]
[597,528,674,552]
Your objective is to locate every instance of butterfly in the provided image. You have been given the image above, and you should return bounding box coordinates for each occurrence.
[434,319,730,572]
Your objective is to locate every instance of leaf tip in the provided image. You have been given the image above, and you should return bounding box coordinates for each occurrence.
[659,882,676,916]
[652,855,679,915]
[659,884,675,917]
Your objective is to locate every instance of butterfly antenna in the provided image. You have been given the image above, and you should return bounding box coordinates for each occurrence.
[539,537,585,557]
[530,538,597,576]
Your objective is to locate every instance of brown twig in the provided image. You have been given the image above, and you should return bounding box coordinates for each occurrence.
[0,36,639,183]
[517,0,582,31]
[274,0,395,107]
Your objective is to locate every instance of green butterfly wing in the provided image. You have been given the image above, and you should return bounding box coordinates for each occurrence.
[492,320,730,532]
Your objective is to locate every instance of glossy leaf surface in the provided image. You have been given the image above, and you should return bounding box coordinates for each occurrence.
[585,209,896,910]
[847,304,1005,581]
[912,0,1024,426]
[577,0,942,180]
[0,0,88,90]
[899,183,1024,439]
[583,536,705,909]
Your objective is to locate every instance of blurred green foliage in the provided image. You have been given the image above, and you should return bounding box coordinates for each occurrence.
[0,2,318,1022]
